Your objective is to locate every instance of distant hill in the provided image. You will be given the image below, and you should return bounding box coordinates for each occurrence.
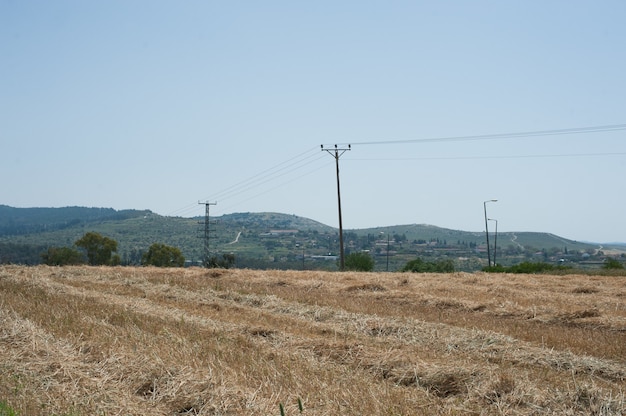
[217,212,333,233]
[0,205,615,269]
[349,224,597,253]
[0,208,336,266]
[0,205,151,237]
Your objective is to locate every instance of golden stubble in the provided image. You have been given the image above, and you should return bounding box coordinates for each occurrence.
[1,265,624,415]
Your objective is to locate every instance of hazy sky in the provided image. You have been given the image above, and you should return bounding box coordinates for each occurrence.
[2,1,626,243]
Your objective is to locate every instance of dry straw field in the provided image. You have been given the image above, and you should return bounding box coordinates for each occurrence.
[1,265,625,415]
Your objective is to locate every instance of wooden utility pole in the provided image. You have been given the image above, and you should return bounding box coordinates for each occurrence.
[321,144,351,271]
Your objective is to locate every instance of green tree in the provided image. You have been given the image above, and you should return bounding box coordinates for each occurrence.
[393,233,407,243]
[483,261,570,274]
[41,246,85,266]
[207,253,236,269]
[75,232,119,265]
[603,258,624,270]
[142,243,185,267]
[344,252,375,272]
[401,257,455,273]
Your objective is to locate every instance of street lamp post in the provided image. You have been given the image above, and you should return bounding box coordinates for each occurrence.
[483,199,497,267]
[489,218,498,266]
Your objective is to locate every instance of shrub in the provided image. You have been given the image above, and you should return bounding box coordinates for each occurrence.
[603,258,624,270]
[483,261,571,274]
[75,232,119,266]
[41,246,85,266]
[401,258,455,273]
[142,243,185,267]
[344,252,375,272]
[207,253,236,269]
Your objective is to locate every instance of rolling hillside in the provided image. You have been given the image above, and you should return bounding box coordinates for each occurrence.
[0,206,612,270]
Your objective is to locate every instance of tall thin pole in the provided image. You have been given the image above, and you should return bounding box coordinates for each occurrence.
[199,201,216,267]
[483,199,497,267]
[489,218,498,266]
[493,219,498,266]
[322,144,351,271]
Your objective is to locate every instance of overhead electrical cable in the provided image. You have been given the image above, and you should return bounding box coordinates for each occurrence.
[349,151,626,162]
[208,147,319,196]
[210,153,328,208]
[213,160,331,215]
[337,123,626,146]
[167,146,323,217]
[168,122,626,218]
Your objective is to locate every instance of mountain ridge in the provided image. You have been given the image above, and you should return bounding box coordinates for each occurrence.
[1,205,617,244]
[0,205,621,269]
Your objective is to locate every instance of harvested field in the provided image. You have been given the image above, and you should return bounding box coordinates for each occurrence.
[1,265,625,415]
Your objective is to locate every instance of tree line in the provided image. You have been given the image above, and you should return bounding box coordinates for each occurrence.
[39,231,239,269]
[15,230,622,274]
[35,230,459,273]
[41,232,185,267]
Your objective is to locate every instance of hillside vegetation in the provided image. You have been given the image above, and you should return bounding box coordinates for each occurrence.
[1,265,625,415]
[0,205,151,236]
[1,206,616,271]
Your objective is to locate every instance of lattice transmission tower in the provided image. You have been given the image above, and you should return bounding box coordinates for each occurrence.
[198,201,217,267]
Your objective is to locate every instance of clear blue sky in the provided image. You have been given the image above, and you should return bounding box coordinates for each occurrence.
[2,1,626,242]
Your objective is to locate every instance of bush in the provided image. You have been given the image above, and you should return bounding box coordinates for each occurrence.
[603,258,624,270]
[207,253,236,269]
[41,246,85,266]
[344,252,375,272]
[483,261,571,274]
[75,232,119,266]
[142,243,185,267]
[401,258,455,273]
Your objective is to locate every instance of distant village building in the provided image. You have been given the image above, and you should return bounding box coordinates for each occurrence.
[260,229,299,238]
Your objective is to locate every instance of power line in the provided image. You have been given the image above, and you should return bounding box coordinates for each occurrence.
[349,151,626,162]
[167,123,626,219]
[209,153,327,205]
[208,147,320,199]
[340,123,626,146]
[167,146,324,218]
[213,158,331,215]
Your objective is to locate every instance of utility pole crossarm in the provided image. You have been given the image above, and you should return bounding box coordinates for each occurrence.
[321,144,351,157]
